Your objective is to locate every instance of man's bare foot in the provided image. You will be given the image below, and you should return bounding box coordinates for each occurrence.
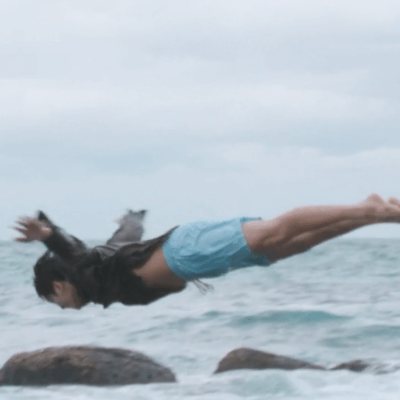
[388,197,400,211]
[363,194,400,222]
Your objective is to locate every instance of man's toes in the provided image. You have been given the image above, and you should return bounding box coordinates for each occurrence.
[388,197,400,209]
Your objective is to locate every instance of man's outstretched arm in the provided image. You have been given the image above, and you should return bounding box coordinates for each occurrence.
[105,209,146,246]
[14,211,89,261]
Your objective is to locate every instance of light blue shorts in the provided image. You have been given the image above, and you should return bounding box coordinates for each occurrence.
[162,217,270,280]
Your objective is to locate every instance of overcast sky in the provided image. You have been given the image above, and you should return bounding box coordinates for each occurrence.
[1,0,400,240]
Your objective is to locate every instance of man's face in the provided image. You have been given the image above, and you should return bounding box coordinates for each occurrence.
[47,281,84,310]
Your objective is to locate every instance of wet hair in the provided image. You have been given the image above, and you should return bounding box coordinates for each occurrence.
[33,251,70,299]
[33,228,186,308]
[33,251,100,309]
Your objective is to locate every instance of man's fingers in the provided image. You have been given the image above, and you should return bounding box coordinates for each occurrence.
[15,219,31,228]
[16,215,31,222]
[13,226,27,234]
[15,219,42,231]
[12,214,49,243]
[13,237,28,242]
[16,216,37,226]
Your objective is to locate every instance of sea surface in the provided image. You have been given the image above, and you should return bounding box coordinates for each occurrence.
[1,238,400,399]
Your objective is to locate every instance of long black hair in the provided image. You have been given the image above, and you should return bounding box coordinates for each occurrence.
[33,251,71,299]
[33,249,103,307]
[33,246,179,308]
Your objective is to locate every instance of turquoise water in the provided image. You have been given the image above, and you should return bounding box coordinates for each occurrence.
[1,238,400,399]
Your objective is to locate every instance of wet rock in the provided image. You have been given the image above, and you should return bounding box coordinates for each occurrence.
[330,359,370,372]
[214,348,326,373]
[214,348,374,374]
[0,346,176,386]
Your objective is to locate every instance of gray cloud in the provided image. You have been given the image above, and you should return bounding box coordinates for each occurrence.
[1,0,400,239]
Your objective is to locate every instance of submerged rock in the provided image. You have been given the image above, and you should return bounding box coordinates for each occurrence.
[0,346,176,386]
[214,348,325,373]
[330,359,369,372]
[214,347,370,374]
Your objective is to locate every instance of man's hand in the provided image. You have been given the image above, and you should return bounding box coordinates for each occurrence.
[13,217,52,242]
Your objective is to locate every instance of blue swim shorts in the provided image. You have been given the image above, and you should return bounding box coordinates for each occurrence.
[162,217,270,280]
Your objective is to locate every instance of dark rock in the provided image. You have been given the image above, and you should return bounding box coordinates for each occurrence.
[0,346,176,386]
[214,348,374,374]
[214,348,326,373]
[330,359,370,372]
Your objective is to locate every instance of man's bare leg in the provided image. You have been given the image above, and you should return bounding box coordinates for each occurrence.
[243,194,400,262]
[266,219,371,261]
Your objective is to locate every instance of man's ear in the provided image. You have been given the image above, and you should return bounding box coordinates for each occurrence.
[53,281,65,296]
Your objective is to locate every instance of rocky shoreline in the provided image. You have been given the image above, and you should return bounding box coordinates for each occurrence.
[0,345,384,386]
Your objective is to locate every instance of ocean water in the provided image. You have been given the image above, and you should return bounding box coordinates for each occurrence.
[1,238,400,399]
